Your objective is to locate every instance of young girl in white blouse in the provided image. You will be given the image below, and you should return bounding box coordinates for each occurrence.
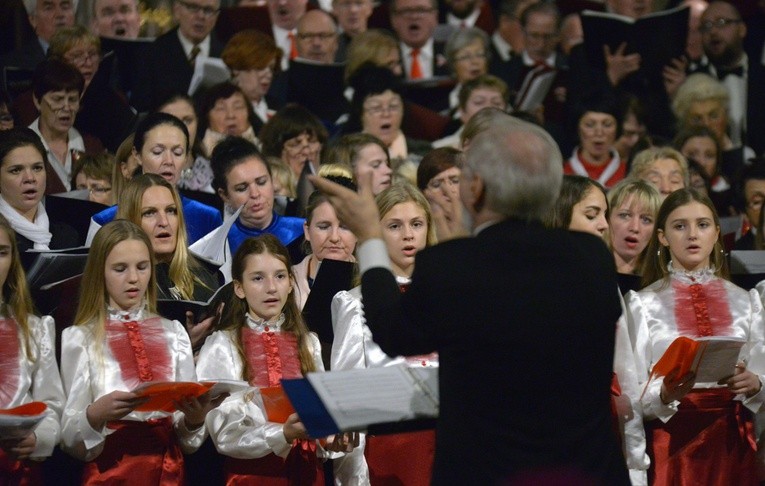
[59,220,218,483]
[330,183,438,486]
[626,188,765,485]
[196,234,353,484]
[0,215,64,484]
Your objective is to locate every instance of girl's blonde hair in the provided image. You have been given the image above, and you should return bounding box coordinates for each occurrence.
[606,178,661,273]
[267,156,297,198]
[629,146,690,187]
[0,215,36,359]
[116,173,207,300]
[640,188,728,288]
[75,220,157,342]
[376,182,438,247]
[222,234,316,377]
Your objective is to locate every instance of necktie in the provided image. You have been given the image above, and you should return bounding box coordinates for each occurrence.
[410,48,423,80]
[189,44,201,68]
[716,65,744,80]
[288,31,298,60]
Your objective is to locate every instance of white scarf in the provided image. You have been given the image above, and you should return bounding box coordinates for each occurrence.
[0,196,51,250]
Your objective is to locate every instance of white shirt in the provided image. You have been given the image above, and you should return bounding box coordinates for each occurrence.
[710,54,748,148]
[491,31,513,62]
[177,29,211,62]
[401,38,434,79]
[28,117,85,191]
[446,8,481,29]
[272,24,296,71]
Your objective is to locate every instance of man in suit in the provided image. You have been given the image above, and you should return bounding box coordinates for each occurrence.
[267,0,308,71]
[310,116,630,485]
[440,0,496,35]
[2,0,76,71]
[130,0,223,112]
[332,0,373,62]
[697,0,765,156]
[390,0,450,79]
[734,160,765,250]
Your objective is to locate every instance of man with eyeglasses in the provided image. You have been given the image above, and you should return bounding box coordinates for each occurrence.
[1,0,77,72]
[295,10,339,64]
[390,0,449,80]
[692,0,765,157]
[734,160,765,250]
[131,0,223,112]
[266,0,308,71]
[502,2,567,143]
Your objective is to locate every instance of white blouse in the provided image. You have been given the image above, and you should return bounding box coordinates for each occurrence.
[626,269,765,424]
[59,307,205,461]
[0,315,64,458]
[196,314,324,460]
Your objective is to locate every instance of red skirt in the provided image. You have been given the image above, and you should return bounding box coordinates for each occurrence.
[82,418,184,485]
[365,430,435,486]
[646,389,757,486]
[224,440,323,486]
[0,451,42,486]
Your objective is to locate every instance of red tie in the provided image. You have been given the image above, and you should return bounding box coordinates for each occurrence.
[288,31,298,60]
[410,48,423,80]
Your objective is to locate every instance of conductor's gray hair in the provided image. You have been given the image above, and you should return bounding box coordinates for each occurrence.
[464,118,562,220]
[24,0,79,15]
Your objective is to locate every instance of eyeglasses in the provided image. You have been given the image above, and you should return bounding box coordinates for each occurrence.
[525,32,558,42]
[700,18,742,33]
[296,32,336,41]
[284,137,320,155]
[43,95,79,112]
[178,0,220,17]
[393,6,435,16]
[65,50,100,66]
[364,102,403,116]
[454,51,486,62]
[88,185,112,195]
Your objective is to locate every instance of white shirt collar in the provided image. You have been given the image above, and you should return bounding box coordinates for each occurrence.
[491,31,513,62]
[272,25,296,71]
[522,50,556,67]
[401,38,434,79]
[446,8,481,28]
[177,29,211,60]
[28,117,84,189]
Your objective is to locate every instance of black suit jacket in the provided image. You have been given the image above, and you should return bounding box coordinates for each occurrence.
[361,219,629,485]
[131,28,224,112]
[1,38,45,72]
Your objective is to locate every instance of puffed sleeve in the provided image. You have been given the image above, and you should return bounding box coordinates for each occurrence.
[613,309,649,486]
[28,316,65,459]
[196,330,244,382]
[626,291,679,422]
[169,319,207,453]
[741,289,765,413]
[60,325,108,461]
[331,290,367,371]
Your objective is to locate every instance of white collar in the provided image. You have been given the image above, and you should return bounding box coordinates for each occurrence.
[245,312,285,331]
[107,302,148,322]
[446,8,480,28]
[491,31,513,61]
[522,50,556,68]
[177,29,211,59]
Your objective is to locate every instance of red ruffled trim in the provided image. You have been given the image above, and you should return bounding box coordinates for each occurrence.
[241,328,302,388]
[106,317,173,389]
[673,279,733,337]
[0,318,20,407]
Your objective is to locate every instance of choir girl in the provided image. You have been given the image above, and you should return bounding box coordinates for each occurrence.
[59,220,221,483]
[0,214,64,483]
[626,188,765,485]
[331,182,438,485]
[196,234,353,484]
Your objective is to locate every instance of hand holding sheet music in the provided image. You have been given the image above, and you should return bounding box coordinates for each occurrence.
[0,402,47,441]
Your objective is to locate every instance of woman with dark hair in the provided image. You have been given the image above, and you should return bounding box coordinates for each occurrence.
[221,29,282,133]
[198,82,259,158]
[209,136,305,271]
[87,112,222,245]
[342,64,430,163]
[260,103,327,178]
[627,188,764,485]
[545,175,609,238]
[0,127,80,254]
[564,95,625,189]
[0,90,14,131]
[674,125,735,216]
[417,147,464,241]
[28,59,104,194]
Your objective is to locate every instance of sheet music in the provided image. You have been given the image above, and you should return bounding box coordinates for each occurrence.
[188,57,230,96]
[306,365,438,430]
[695,337,746,383]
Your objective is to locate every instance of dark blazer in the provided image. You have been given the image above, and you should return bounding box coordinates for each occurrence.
[360,219,630,485]
[130,27,224,113]
[1,38,45,72]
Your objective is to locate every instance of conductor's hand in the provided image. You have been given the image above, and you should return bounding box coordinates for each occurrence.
[283,413,308,442]
[660,368,696,404]
[86,391,146,430]
[308,172,381,242]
